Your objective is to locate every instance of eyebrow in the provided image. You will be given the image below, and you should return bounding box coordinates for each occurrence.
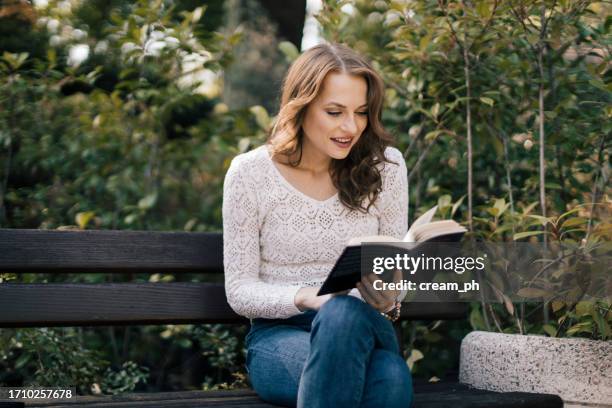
[325,102,368,109]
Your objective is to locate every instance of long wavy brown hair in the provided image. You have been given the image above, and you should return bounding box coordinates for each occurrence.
[268,43,396,213]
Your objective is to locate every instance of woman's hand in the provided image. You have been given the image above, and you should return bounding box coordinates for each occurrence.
[294,287,350,312]
[356,269,401,313]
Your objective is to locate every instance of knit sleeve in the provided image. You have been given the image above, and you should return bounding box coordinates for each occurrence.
[222,156,303,319]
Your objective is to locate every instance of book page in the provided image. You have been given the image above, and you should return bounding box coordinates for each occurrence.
[403,205,438,242]
[411,220,467,242]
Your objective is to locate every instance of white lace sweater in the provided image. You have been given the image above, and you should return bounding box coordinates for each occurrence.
[222,144,409,319]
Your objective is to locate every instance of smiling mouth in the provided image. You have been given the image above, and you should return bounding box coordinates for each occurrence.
[331,137,353,148]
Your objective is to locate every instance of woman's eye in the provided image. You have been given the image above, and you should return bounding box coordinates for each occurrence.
[326,111,368,116]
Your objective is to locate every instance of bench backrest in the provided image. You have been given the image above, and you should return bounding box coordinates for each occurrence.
[0,229,467,328]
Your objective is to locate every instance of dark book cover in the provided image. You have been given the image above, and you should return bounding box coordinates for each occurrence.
[317,232,465,296]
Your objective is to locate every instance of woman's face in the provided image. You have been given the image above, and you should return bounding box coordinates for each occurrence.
[301,72,369,162]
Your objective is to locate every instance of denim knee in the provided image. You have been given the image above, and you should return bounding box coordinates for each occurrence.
[315,295,372,329]
[363,349,413,408]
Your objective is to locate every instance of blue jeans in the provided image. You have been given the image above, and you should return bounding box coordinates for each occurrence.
[245,295,414,408]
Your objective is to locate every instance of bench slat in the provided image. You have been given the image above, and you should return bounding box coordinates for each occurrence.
[0,229,223,273]
[23,384,563,408]
[0,283,244,326]
[26,389,274,407]
[0,283,467,327]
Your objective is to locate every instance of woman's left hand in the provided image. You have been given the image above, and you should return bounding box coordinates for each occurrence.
[356,269,401,313]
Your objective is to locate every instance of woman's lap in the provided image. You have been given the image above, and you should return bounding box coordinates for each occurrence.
[245,296,413,408]
[246,324,310,407]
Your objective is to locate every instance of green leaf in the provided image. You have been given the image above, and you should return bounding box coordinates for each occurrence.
[76,211,95,229]
[2,51,29,71]
[527,214,553,226]
[558,208,581,221]
[493,198,508,217]
[191,6,206,23]
[451,195,466,218]
[513,230,546,240]
[138,193,158,210]
[542,324,557,337]
[588,79,611,93]
[469,307,486,330]
[431,102,440,118]
[560,217,587,228]
[592,309,611,338]
[124,214,138,225]
[406,348,424,370]
[487,207,499,217]
[476,0,494,19]
[517,287,550,298]
[545,182,562,190]
[238,137,250,153]
[551,300,565,313]
[575,301,594,317]
[480,97,495,106]
[278,41,299,63]
[437,194,452,209]
[424,130,443,142]
[521,202,539,216]
[503,295,514,316]
[15,353,32,369]
[566,321,593,336]
[249,105,270,130]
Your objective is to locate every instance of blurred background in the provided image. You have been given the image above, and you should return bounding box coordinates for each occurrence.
[0,0,609,395]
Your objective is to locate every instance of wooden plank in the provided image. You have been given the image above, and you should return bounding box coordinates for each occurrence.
[26,389,275,407]
[0,283,246,327]
[22,384,563,408]
[0,284,467,327]
[0,229,223,273]
[401,302,467,320]
[412,382,563,407]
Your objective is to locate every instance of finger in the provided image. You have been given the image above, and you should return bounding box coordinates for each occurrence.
[367,274,397,312]
[361,275,387,304]
[356,282,378,309]
[364,274,397,306]
[358,279,389,311]
[389,269,402,298]
[373,270,400,301]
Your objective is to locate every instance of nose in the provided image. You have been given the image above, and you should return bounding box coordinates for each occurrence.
[340,114,359,134]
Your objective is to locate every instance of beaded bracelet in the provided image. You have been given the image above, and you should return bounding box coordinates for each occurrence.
[381,301,402,322]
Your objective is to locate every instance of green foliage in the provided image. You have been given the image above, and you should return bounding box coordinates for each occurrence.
[101,362,150,395]
[317,0,609,218]
[401,319,471,380]
[193,325,249,389]
[315,0,610,377]
[0,0,263,394]
[474,199,611,340]
[0,328,147,395]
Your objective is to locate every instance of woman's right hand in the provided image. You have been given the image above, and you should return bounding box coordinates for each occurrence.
[294,287,349,312]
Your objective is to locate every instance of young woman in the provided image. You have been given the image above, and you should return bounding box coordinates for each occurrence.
[223,43,413,408]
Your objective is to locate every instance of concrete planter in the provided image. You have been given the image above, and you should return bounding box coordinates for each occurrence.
[459,331,612,407]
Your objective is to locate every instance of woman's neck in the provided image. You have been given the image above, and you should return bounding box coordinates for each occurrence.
[292,138,331,176]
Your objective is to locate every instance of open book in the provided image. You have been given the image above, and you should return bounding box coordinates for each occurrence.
[317,205,468,296]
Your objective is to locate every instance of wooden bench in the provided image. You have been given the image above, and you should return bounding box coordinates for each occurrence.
[0,229,563,407]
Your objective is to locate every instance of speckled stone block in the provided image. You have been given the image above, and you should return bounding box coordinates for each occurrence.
[459,331,612,406]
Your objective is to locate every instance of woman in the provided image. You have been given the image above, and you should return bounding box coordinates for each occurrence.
[223,43,413,408]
